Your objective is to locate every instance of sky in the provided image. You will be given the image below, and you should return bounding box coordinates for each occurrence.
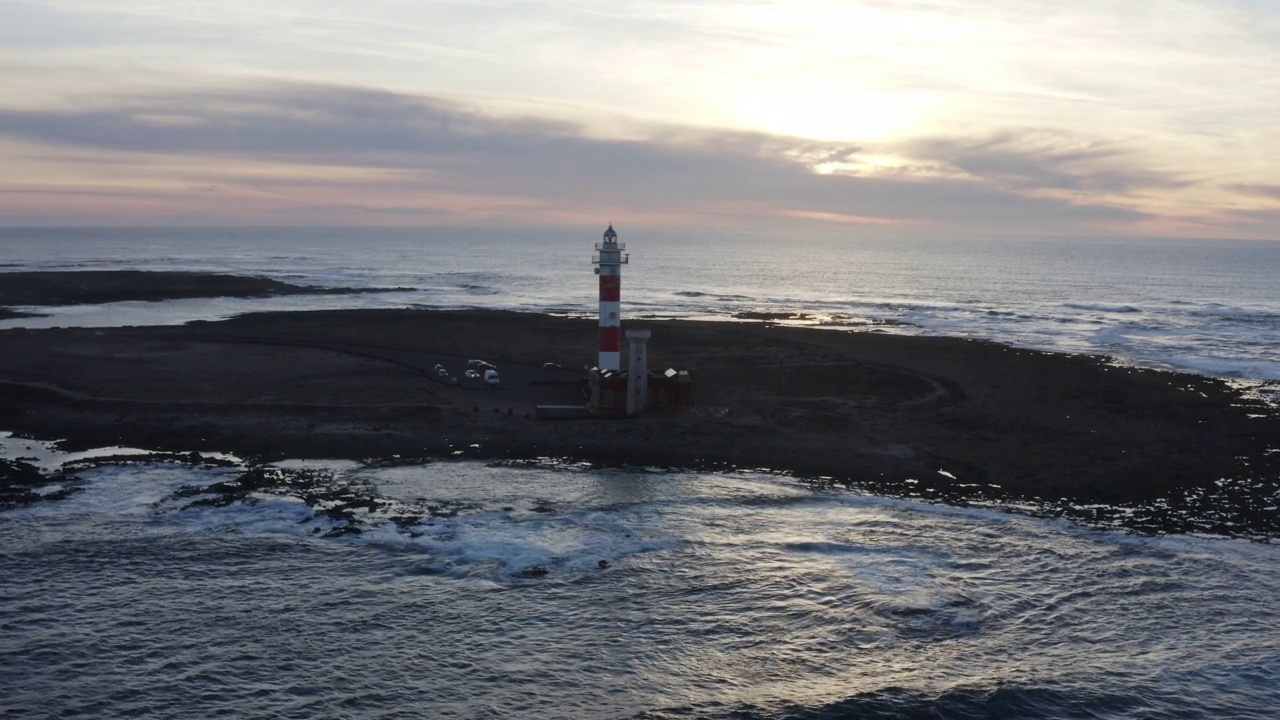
[1,0,1278,239]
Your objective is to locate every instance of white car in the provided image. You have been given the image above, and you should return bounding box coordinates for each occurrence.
[464,369,480,380]
[483,369,500,386]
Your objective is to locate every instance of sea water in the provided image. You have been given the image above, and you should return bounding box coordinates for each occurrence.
[2,227,1278,381]
[2,229,1279,717]
[2,437,1278,719]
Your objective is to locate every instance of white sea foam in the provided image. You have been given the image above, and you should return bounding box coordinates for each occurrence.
[0,434,242,472]
[12,464,233,520]
[1,434,153,472]
[168,491,334,537]
[269,458,365,473]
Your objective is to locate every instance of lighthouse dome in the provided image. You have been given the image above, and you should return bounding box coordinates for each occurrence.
[603,224,618,241]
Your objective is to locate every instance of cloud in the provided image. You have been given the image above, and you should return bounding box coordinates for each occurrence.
[1220,206,1280,231]
[0,80,1210,234]
[903,130,1193,195]
[0,84,499,158]
[1230,184,1280,201]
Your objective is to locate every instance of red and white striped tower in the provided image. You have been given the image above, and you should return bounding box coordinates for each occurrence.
[592,224,629,371]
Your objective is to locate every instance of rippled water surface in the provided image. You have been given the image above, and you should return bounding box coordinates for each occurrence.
[3,438,1277,718]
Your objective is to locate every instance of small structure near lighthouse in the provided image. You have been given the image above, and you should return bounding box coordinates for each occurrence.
[625,328,650,415]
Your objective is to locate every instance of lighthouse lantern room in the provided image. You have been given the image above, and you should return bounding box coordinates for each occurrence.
[592,224,629,371]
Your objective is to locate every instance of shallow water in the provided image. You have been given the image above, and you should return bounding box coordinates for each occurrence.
[3,439,1277,719]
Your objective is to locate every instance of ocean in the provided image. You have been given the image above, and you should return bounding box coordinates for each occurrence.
[2,227,1279,718]
[3,436,1279,719]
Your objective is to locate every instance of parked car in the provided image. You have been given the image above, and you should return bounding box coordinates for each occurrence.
[464,369,480,380]
[483,369,500,386]
[467,359,496,371]
[541,362,562,371]
[433,364,449,378]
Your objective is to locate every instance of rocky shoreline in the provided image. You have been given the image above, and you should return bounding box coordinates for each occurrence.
[0,270,396,317]
[1,271,1277,538]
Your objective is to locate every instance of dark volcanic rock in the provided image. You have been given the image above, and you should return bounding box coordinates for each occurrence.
[1,275,1277,539]
[0,270,381,308]
[0,457,82,508]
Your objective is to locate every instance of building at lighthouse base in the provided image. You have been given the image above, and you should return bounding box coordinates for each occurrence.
[587,369,629,417]
[587,365,694,417]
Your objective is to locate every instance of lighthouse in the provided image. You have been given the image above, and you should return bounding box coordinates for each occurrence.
[592,224,629,371]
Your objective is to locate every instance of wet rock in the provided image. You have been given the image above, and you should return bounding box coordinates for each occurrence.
[0,458,82,509]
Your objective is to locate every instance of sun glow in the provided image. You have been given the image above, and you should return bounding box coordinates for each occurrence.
[727,84,939,143]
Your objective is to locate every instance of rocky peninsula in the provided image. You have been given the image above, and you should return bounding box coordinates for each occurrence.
[1,271,1277,538]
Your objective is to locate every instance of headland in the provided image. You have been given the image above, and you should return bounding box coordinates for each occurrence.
[1,270,1277,537]
[0,270,386,316]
